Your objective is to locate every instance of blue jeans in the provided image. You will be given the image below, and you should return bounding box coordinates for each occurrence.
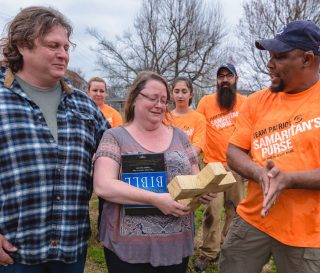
[0,254,86,273]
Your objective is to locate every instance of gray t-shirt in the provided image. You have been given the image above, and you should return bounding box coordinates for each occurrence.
[94,126,198,266]
[15,76,61,142]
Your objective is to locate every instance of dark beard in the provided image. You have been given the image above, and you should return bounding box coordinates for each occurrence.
[217,84,237,111]
[270,79,285,93]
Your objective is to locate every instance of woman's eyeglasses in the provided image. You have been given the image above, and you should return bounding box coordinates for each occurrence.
[139,92,168,106]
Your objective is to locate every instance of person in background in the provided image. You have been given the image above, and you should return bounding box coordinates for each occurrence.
[87,77,123,232]
[164,76,206,156]
[0,6,108,273]
[87,76,123,127]
[220,20,320,273]
[93,71,215,273]
[194,63,247,272]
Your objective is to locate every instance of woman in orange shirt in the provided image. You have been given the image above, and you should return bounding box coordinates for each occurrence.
[168,77,206,155]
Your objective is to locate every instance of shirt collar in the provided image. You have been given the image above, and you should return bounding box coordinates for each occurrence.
[4,68,73,94]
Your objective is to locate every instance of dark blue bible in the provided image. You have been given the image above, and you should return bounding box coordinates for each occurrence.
[121,153,167,215]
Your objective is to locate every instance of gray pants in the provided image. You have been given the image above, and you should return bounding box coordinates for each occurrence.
[219,215,320,273]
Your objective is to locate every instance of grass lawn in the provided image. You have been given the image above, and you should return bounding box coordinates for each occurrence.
[84,195,277,273]
[84,196,106,273]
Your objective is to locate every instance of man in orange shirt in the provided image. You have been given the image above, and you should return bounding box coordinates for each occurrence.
[194,63,246,272]
[220,20,320,273]
[87,77,123,127]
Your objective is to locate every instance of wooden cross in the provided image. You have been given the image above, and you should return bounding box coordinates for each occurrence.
[168,162,236,210]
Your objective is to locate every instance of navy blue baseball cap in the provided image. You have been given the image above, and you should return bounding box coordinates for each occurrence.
[217,63,237,76]
[255,20,320,55]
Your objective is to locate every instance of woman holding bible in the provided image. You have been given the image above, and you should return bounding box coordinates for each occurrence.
[93,71,214,273]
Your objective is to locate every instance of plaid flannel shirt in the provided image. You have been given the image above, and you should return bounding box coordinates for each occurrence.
[0,68,109,264]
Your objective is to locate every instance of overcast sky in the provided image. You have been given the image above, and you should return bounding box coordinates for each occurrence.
[0,0,244,81]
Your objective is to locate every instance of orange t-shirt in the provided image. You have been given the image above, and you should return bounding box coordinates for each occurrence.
[100,104,123,128]
[164,110,206,152]
[230,82,320,247]
[197,93,246,164]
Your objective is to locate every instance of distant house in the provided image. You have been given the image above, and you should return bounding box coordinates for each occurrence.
[108,96,125,113]
[64,70,87,92]
[64,71,126,113]
[108,85,128,113]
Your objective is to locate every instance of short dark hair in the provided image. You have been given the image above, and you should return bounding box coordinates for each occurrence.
[124,71,170,123]
[1,6,74,72]
[171,76,193,106]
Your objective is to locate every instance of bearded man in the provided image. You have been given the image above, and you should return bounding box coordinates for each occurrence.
[194,63,247,272]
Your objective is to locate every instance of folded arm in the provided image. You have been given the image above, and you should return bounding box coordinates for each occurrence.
[227,143,320,217]
[262,162,320,216]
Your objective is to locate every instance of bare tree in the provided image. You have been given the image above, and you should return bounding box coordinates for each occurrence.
[236,0,320,91]
[89,0,227,98]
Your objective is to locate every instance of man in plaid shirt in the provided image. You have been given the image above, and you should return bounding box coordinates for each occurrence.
[0,6,109,273]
